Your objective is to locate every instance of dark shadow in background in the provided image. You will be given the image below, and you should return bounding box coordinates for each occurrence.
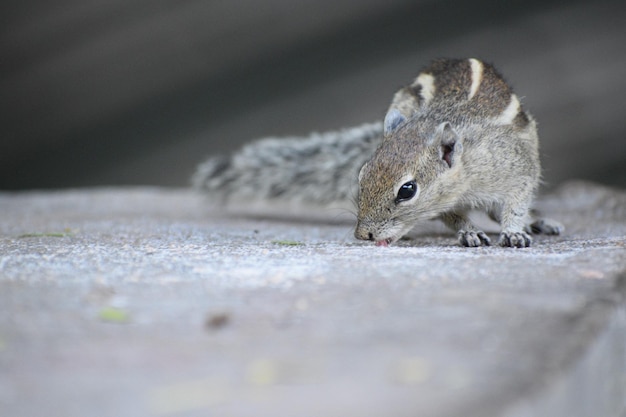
[1,0,625,190]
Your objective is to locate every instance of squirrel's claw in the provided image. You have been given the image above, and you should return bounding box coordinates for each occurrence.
[458,230,491,247]
[498,231,532,248]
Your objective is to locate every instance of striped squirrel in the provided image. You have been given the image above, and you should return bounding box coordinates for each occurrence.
[193,58,562,247]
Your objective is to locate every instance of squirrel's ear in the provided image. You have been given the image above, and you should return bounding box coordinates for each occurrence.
[383,109,406,135]
[435,122,463,168]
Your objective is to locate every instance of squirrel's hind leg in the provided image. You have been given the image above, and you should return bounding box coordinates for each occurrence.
[527,218,564,235]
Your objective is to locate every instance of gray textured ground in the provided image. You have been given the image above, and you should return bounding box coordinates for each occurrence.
[0,181,625,417]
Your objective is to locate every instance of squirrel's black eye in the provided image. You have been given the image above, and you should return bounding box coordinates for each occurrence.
[396,180,417,203]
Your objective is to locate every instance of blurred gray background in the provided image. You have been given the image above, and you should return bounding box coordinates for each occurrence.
[2,0,625,191]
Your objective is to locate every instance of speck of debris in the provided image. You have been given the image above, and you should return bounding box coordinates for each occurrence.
[205,313,230,330]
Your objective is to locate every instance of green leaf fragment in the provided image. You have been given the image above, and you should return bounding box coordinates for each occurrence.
[18,228,74,238]
[271,240,303,246]
[98,307,130,323]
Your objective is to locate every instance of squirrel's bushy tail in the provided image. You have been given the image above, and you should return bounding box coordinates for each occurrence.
[192,122,382,216]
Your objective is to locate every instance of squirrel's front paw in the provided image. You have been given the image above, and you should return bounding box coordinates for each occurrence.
[458,230,491,247]
[498,231,532,248]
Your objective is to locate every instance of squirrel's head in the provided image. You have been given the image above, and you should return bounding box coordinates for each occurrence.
[354,111,464,246]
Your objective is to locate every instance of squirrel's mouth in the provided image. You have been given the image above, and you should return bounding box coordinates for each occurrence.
[375,238,393,247]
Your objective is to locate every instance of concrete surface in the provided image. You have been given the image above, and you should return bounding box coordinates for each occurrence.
[0,181,625,417]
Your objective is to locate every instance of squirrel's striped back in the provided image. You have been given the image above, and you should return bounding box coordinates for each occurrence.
[387,58,530,131]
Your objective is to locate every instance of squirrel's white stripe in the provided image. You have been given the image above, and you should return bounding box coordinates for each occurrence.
[495,94,520,125]
[468,58,483,100]
[416,73,435,104]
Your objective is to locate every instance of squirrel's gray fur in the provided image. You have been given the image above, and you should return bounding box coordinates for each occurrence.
[193,58,562,246]
[192,122,382,220]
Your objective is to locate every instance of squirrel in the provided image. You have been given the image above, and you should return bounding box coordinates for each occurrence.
[193,58,563,247]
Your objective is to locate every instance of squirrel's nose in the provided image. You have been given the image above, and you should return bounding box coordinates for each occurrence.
[354,223,374,241]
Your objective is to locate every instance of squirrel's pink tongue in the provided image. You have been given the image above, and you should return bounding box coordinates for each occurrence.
[375,239,389,247]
